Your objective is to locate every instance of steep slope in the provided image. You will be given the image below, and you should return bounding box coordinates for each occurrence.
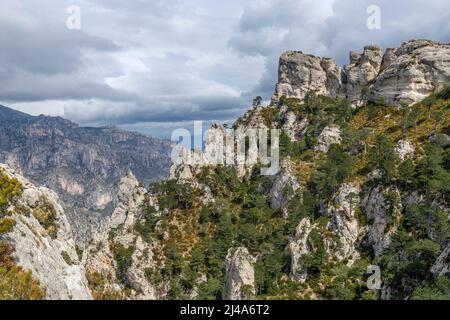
[0,164,92,299]
[0,106,172,243]
[87,40,449,301]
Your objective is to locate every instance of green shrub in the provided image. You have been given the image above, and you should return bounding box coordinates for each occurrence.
[0,241,44,300]
[32,197,59,239]
[0,217,16,234]
[0,170,23,211]
[61,251,73,265]
[111,243,135,287]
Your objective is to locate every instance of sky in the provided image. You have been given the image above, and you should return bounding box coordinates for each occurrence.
[1,0,449,138]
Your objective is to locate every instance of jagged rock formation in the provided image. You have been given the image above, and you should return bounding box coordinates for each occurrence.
[85,173,161,299]
[316,125,342,153]
[0,105,172,243]
[273,51,342,103]
[370,40,450,105]
[431,244,450,276]
[323,183,361,263]
[288,218,314,282]
[269,158,300,217]
[280,105,308,141]
[223,247,256,300]
[0,164,92,300]
[395,140,415,161]
[273,40,450,107]
[342,45,383,104]
[362,187,402,257]
[170,106,274,184]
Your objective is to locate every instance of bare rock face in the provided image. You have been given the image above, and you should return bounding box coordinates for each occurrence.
[269,158,300,217]
[431,244,450,276]
[288,218,314,282]
[280,105,308,141]
[342,45,383,105]
[85,173,160,300]
[316,125,342,153]
[362,187,402,257]
[371,40,450,106]
[272,39,450,107]
[323,183,361,263]
[272,51,341,103]
[1,164,92,300]
[170,107,272,183]
[395,139,415,161]
[234,107,271,178]
[223,247,256,300]
[0,105,172,244]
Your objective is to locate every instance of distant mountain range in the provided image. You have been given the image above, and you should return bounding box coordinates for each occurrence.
[0,105,172,242]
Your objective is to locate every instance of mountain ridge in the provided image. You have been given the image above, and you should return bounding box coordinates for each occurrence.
[1,39,449,300]
[0,104,172,243]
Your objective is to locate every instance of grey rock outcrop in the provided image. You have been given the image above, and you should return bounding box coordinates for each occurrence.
[170,106,273,183]
[223,247,256,300]
[85,173,160,299]
[362,187,402,257]
[1,164,92,300]
[272,51,341,103]
[342,45,383,105]
[431,244,450,276]
[280,105,308,141]
[289,218,314,282]
[323,183,361,263]
[316,125,342,153]
[370,40,450,106]
[272,40,450,107]
[269,158,300,217]
[395,139,415,161]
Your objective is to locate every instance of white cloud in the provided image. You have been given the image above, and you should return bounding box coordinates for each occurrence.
[2,0,449,137]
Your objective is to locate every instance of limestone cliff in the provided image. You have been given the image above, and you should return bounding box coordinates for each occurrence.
[273,39,450,107]
[0,164,92,300]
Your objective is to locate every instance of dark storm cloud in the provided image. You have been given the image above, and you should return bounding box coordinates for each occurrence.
[2,0,449,137]
[320,0,450,65]
[229,0,450,100]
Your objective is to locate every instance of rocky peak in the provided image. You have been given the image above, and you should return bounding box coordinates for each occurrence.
[85,172,160,300]
[272,51,341,103]
[269,158,301,217]
[0,105,172,244]
[223,247,256,300]
[289,218,314,282]
[272,39,449,107]
[370,39,450,106]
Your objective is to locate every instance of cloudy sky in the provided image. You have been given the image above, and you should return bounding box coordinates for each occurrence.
[1,0,449,137]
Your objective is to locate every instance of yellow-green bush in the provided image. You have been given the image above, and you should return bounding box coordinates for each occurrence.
[32,197,59,239]
[0,217,16,235]
[86,271,125,300]
[0,170,23,211]
[0,241,44,300]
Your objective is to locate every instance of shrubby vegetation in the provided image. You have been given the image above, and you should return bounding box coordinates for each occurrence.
[111,242,135,287]
[0,170,22,213]
[135,88,450,300]
[32,197,59,239]
[0,170,44,300]
[86,270,125,300]
[0,241,45,300]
